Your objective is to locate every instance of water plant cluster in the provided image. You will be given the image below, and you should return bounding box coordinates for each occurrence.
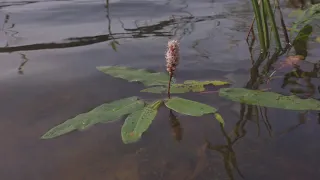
[41,1,320,144]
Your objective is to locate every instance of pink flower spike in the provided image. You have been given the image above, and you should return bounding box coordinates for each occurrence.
[165,40,180,75]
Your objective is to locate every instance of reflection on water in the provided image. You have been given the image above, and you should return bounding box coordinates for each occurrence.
[0,0,320,180]
[17,52,29,74]
[169,109,183,142]
[0,14,226,53]
[207,124,244,180]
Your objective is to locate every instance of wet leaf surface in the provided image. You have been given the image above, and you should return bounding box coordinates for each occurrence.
[219,88,320,110]
[141,80,229,94]
[121,100,162,144]
[165,97,219,117]
[97,66,170,86]
[42,97,145,139]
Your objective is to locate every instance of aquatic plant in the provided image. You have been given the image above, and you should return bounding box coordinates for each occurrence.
[166,40,180,98]
[248,0,287,53]
[41,35,320,144]
[41,40,227,144]
[248,1,320,53]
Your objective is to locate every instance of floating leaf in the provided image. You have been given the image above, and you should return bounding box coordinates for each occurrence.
[41,97,145,139]
[214,113,225,127]
[141,85,204,94]
[141,86,168,94]
[121,100,162,144]
[141,80,230,94]
[183,80,230,86]
[96,66,170,86]
[165,97,217,116]
[219,88,320,111]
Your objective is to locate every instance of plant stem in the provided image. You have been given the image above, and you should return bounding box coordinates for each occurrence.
[251,0,267,53]
[168,73,173,99]
[246,17,256,42]
[264,0,282,50]
[261,0,270,49]
[275,0,290,45]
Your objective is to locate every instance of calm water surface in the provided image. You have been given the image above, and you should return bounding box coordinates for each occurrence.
[1,0,320,179]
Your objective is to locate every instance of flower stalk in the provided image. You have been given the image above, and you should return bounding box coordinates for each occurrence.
[165,40,180,98]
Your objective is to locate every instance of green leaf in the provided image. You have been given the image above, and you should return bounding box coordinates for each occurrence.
[165,97,217,116]
[293,24,313,57]
[121,100,162,144]
[288,9,304,18]
[41,96,145,139]
[96,66,170,86]
[141,86,168,93]
[141,80,229,94]
[290,4,320,34]
[109,40,119,52]
[219,88,320,111]
[183,80,230,86]
[214,113,225,126]
[316,37,320,43]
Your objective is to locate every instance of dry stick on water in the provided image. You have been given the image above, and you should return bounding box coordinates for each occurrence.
[166,40,180,99]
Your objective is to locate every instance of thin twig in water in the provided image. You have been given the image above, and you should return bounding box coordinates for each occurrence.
[275,0,290,45]
[246,17,256,43]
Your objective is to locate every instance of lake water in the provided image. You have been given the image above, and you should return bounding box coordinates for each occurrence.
[1,0,320,179]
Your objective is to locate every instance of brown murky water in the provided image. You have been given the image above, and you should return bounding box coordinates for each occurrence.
[0,0,320,179]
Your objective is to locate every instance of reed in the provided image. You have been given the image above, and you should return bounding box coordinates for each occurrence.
[249,0,285,53]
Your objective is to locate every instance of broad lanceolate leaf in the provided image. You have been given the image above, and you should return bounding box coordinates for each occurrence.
[96,66,170,86]
[121,100,162,144]
[219,88,320,111]
[41,97,145,139]
[165,97,217,116]
[141,80,230,94]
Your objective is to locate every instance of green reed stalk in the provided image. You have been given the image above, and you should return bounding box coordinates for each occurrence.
[260,0,270,49]
[263,0,282,50]
[251,0,266,53]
